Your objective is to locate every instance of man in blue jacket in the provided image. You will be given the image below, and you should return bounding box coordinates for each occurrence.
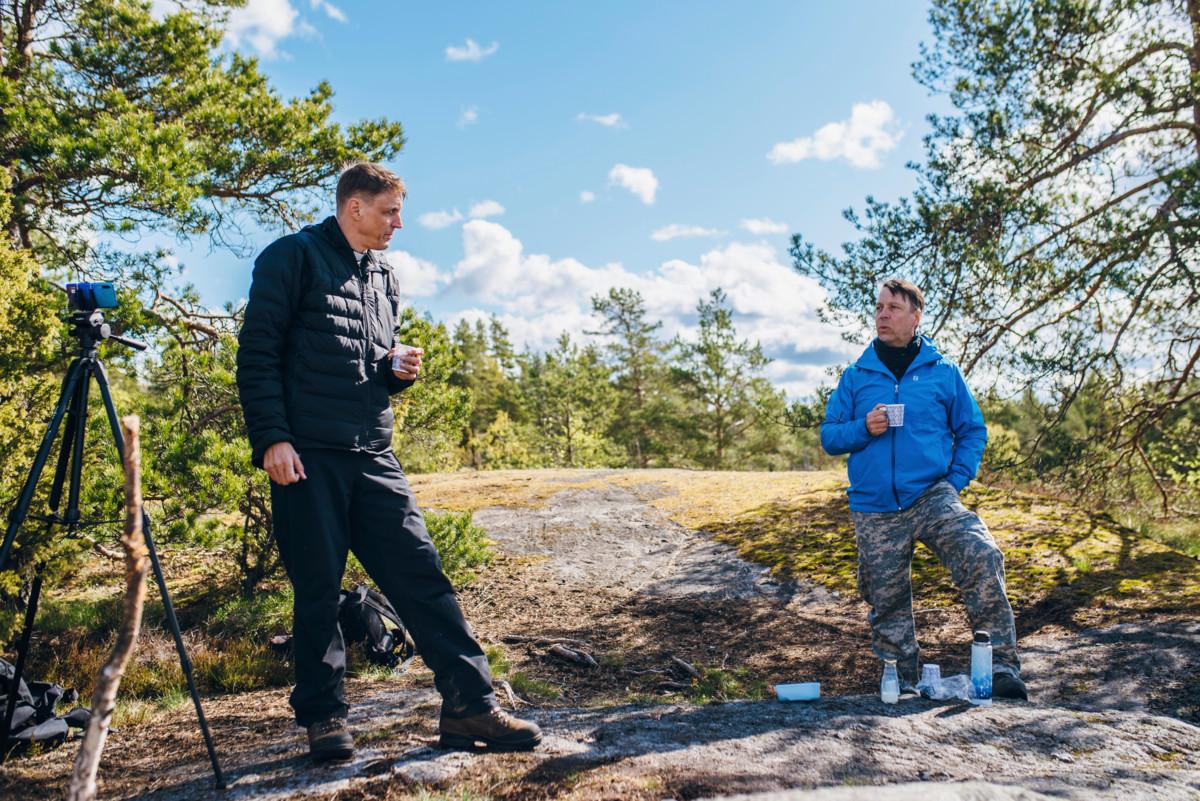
[821,278,1027,700]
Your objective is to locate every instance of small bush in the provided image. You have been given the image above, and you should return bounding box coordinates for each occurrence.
[193,640,292,694]
[426,510,493,586]
[36,596,123,635]
[206,589,293,640]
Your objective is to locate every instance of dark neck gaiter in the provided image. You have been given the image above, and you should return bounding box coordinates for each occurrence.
[874,336,921,381]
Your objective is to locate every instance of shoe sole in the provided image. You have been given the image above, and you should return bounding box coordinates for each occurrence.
[438,732,542,752]
[310,745,355,761]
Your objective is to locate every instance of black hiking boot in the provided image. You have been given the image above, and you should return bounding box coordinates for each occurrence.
[307,717,354,761]
[993,672,1029,701]
[439,707,542,751]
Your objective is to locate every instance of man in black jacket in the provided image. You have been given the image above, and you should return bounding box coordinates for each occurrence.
[236,162,541,760]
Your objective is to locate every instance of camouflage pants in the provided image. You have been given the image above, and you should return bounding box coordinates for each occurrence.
[851,480,1020,683]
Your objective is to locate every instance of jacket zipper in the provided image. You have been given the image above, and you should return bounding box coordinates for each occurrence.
[357,256,372,446]
[891,381,901,510]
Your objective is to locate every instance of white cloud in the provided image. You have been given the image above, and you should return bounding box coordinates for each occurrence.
[435,221,854,395]
[650,224,723,242]
[768,100,901,169]
[468,200,505,219]
[417,209,464,230]
[225,0,300,58]
[741,218,789,235]
[310,0,345,22]
[458,106,479,127]
[580,191,596,204]
[445,38,499,62]
[577,112,627,128]
[608,164,658,205]
[384,250,444,298]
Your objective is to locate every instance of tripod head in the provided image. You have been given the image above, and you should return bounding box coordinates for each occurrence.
[69,309,147,354]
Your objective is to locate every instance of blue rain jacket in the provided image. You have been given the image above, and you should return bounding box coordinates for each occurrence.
[821,336,987,512]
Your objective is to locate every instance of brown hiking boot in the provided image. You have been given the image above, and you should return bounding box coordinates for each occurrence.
[307,717,354,761]
[439,708,542,751]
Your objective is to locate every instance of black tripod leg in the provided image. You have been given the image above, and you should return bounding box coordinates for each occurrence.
[0,361,86,760]
[0,574,43,761]
[91,360,226,788]
[0,359,85,573]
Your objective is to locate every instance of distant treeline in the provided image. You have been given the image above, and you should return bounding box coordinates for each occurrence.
[403,287,831,474]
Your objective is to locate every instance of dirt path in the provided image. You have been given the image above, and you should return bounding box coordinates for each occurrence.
[3,472,1200,800]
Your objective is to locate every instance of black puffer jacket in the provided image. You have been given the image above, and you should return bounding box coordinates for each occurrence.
[236,216,412,467]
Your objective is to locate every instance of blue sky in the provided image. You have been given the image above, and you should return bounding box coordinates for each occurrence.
[165,1,948,397]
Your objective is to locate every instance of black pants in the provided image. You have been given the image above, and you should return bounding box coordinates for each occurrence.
[270,448,496,727]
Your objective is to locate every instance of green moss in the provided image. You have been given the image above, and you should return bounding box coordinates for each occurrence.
[508,671,561,701]
[689,666,769,703]
[706,482,1200,623]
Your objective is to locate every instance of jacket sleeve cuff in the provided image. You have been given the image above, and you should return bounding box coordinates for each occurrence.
[387,374,416,395]
[947,472,970,493]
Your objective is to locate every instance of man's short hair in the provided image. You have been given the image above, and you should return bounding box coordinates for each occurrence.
[336,162,407,210]
[880,278,925,312]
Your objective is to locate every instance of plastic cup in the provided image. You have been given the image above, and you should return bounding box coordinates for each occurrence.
[921,663,941,684]
[391,343,421,372]
[775,682,820,702]
[884,404,905,427]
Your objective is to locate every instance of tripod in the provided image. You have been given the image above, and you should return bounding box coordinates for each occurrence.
[0,309,225,787]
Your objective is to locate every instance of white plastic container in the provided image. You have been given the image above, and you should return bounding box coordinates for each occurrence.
[880,659,900,704]
[775,682,820,702]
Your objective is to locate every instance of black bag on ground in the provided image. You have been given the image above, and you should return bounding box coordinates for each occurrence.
[1,658,90,757]
[337,584,416,671]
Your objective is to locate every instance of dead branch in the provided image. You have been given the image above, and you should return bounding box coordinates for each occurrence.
[656,681,693,692]
[504,634,592,649]
[670,656,702,680]
[547,643,598,668]
[67,416,150,801]
[493,679,530,708]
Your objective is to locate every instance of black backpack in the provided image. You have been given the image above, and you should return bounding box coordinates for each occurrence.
[1,658,90,757]
[337,584,416,671]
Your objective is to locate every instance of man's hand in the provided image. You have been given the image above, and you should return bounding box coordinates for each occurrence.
[865,404,889,436]
[264,441,306,485]
[390,346,424,381]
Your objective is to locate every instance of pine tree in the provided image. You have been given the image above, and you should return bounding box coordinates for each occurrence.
[671,289,773,469]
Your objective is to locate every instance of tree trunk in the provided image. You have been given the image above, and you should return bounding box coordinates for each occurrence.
[67,416,150,801]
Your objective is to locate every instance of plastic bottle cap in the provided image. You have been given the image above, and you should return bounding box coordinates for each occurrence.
[973,631,991,644]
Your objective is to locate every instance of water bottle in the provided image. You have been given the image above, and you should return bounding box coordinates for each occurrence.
[880,659,900,704]
[970,630,992,706]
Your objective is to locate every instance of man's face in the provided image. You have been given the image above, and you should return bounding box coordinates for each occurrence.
[875,287,921,347]
[346,190,404,250]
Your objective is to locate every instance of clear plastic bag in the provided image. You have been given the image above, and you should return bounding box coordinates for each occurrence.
[920,672,972,701]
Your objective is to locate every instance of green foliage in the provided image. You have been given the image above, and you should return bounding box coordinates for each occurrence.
[507,671,562,701]
[425,510,493,587]
[689,666,769,703]
[0,0,406,618]
[790,0,1200,515]
[4,0,404,266]
[671,289,776,468]
[589,288,678,466]
[521,333,624,468]
[393,308,474,472]
[207,588,293,640]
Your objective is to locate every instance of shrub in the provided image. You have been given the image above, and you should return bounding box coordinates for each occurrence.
[425,510,493,587]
